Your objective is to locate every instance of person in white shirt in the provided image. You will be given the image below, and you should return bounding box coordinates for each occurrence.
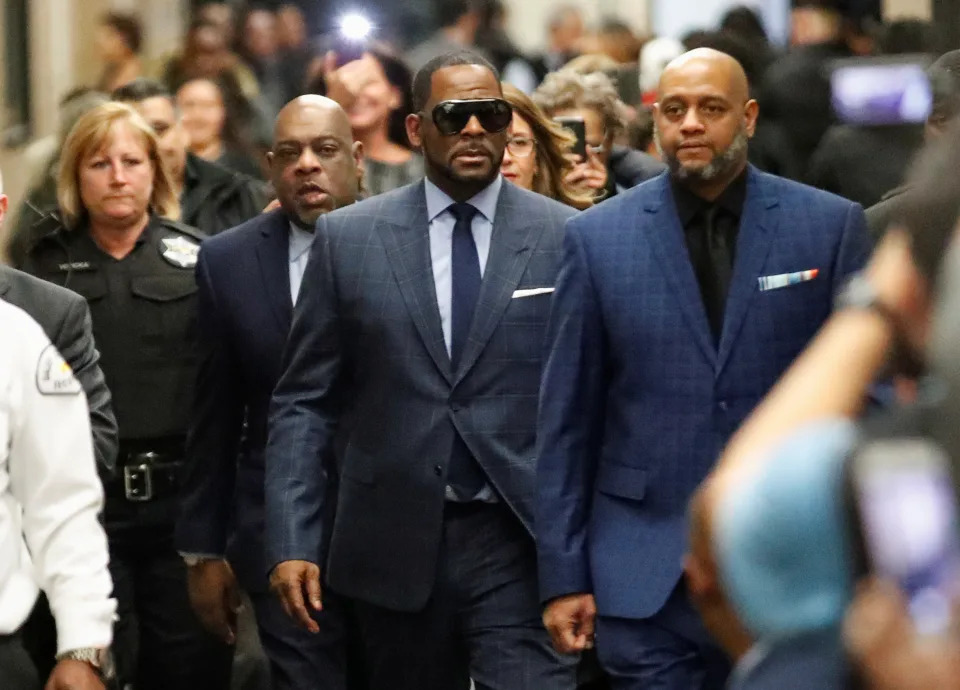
[0,300,115,690]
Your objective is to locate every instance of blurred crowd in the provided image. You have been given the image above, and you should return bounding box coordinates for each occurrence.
[6,1,960,690]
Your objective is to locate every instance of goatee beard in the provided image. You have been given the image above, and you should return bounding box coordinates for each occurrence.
[657,128,749,183]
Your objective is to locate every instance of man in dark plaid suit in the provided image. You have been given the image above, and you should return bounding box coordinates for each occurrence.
[264,51,579,689]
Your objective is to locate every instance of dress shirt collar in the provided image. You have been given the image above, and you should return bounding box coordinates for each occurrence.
[671,166,749,227]
[288,222,314,262]
[424,175,503,225]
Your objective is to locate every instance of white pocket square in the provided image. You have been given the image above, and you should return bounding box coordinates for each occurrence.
[758,269,820,292]
[512,287,555,299]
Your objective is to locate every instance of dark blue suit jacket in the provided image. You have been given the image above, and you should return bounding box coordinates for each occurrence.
[536,167,871,619]
[265,181,577,611]
[176,209,296,592]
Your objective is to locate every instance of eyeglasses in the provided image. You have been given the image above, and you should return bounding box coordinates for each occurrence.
[506,136,536,158]
[428,99,513,136]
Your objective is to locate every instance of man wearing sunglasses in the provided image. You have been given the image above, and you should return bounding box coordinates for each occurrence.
[265,51,579,689]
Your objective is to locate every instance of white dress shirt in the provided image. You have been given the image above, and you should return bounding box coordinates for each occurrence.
[424,175,503,356]
[289,223,315,304]
[0,300,114,652]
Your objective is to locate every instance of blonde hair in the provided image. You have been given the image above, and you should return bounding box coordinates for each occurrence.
[58,101,180,229]
[533,69,628,140]
[502,84,593,211]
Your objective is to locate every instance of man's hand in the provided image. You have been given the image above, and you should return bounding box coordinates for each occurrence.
[543,593,597,654]
[45,660,104,690]
[187,558,242,645]
[270,560,322,633]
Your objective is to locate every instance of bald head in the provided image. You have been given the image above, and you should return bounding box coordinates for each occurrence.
[654,48,758,197]
[274,95,353,147]
[659,48,750,104]
[268,96,363,229]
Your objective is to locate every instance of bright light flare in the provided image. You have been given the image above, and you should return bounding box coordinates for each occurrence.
[339,13,372,41]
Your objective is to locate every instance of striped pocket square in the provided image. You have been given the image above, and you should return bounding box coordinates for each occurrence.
[758,269,820,292]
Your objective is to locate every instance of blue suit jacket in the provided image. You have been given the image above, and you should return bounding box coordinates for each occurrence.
[176,209,297,592]
[265,181,577,611]
[536,167,871,618]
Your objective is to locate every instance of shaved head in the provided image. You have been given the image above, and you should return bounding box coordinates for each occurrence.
[654,48,758,198]
[273,95,353,147]
[268,95,363,228]
[658,48,750,104]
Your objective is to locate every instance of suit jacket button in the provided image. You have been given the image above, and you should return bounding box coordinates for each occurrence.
[718,400,729,412]
[451,403,462,412]
[434,465,443,476]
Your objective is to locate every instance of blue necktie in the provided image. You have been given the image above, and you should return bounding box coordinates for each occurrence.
[447,202,487,499]
[449,202,481,369]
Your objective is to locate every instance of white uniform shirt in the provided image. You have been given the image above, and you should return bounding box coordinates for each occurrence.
[0,300,114,652]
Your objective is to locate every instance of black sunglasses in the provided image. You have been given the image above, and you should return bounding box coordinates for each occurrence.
[428,99,513,136]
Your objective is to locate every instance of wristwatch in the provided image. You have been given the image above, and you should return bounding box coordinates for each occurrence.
[836,271,925,378]
[835,272,899,325]
[57,647,116,681]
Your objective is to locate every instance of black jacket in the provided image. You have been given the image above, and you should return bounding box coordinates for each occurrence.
[181,154,269,236]
[865,185,909,242]
[0,265,118,474]
[607,146,667,196]
[807,125,924,209]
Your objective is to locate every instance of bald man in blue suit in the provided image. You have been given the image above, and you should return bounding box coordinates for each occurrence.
[536,49,871,689]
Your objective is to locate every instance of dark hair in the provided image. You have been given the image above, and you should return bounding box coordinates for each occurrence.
[112,78,174,105]
[877,19,943,55]
[102,12,143,54]
[411,51,500,113]
[174,72,258,154]
[898,126,960,281]
[720,6,769,45]
[437,0,472,28]
[929,50,960,123]
[308,45,416,149]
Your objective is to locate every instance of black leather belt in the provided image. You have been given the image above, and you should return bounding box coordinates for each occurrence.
[108,451,184,503]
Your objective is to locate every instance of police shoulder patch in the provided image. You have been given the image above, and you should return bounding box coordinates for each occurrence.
[36,344,82,396]
[160,236,201,269]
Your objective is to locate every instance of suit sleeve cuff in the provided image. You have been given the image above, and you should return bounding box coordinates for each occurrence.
[538,552,592,605]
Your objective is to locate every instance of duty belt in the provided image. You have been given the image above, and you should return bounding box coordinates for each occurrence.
[113,450,184,503]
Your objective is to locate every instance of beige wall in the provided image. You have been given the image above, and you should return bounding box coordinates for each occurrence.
[883,0,932,19]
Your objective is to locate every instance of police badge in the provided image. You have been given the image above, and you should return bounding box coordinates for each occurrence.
[160,237,200,268]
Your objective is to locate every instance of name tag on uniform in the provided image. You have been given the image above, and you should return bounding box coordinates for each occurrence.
[758,269,819,292]
[57,261,94,272]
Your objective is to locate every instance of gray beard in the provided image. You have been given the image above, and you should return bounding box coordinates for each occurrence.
[657,127,749,183]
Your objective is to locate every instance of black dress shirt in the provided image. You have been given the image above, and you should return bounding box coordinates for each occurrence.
[671,169,748,341]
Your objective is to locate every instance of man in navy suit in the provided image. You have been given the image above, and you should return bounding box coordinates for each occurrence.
[175,95,364,690]
[265,52,578,689]
[536,49,871,689]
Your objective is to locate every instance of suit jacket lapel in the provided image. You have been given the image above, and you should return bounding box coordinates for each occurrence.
[644,177,717,366]
[375,182,453,385]
[256,210,294,333]
[454,185,540,387]
[717,168,778,374]
[0,268,11,297]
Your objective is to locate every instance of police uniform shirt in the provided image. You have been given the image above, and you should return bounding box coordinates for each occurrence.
[23,215,204,441]
[0,300,115,650]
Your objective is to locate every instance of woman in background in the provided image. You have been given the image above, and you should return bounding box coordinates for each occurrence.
[500,83,594,210]
[310,45,423,197]
[176,73,264,179]
[96,13,144,93]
